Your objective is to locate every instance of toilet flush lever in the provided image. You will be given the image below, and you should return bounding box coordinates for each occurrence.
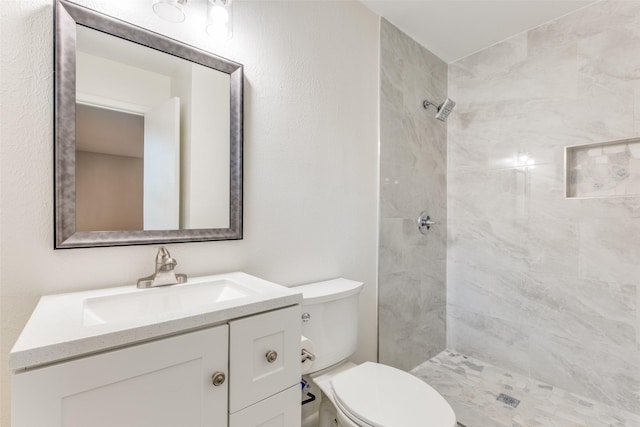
[301,349,316,363]
[417,211,436,235]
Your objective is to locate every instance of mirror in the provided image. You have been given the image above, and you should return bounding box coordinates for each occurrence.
[55,0,243,248]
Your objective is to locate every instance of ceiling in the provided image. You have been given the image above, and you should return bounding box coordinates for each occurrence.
[360,0,598,63]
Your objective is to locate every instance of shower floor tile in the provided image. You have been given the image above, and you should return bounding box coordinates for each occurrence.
[410,350,640,427]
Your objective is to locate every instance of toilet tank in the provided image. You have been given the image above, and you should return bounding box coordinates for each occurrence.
[293,278,364,373]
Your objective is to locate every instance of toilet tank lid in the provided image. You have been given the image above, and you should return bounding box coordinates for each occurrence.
[293,278,363,304]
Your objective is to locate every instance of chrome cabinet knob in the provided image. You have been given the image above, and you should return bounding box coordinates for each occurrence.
[211,372,226,386]
[265,350,278,363]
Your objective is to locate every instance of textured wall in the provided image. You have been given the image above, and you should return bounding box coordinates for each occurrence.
[447,0,640,414]
[378,19,448,371]
[0,1,379,424]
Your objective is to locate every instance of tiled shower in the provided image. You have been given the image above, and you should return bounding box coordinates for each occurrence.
[378,18,448,371]
[379,0,640,419]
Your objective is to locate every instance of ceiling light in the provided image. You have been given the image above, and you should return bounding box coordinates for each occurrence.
[206,0,233,40]
[152,0,234,40]
[152,0,187,23]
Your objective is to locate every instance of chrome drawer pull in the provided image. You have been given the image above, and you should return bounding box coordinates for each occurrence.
[265,350,278,363]
[211,372,226,386]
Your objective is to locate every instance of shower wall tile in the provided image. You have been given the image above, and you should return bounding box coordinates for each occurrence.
[448,0,640,415]
[637,285,640,348]
[379,19,447,370]
[636,90,640,134]
[447,306,532,376]
[577,25,640,94]
[378,218,403,275]
[578,217,640,284]
[528,330,640,414]
[527,1,640,58]
[378,268,446,370]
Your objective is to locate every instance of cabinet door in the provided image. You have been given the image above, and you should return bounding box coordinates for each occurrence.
[229,305,301,412]
[229,385,301,427]
[12,325,228,427]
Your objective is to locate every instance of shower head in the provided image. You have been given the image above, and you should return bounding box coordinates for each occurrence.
[423,97,456,122]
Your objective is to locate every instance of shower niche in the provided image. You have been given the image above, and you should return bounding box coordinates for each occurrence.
[566,137,640,198]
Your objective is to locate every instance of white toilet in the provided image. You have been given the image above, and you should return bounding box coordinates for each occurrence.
[296,278,457,427]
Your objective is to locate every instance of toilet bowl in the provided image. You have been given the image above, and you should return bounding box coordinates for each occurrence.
[295,279,456,427]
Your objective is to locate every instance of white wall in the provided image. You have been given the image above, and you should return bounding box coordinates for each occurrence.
[0,0,379,424]
[183,65,231,229]
[76,50,171,111]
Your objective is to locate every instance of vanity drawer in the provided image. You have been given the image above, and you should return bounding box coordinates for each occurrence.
[229,385,300,427]
[229,305,301,412]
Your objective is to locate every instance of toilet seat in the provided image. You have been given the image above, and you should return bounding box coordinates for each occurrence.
[329,362,456,427]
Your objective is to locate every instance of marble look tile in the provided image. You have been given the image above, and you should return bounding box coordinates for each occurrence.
[449,166,541,223]
[571,193,640,220]
[452,33,528,80]
[379,216,446,273]
[527,0,640,58]
[448,217,530,275]
[524,274,637,349]
[637,284,640,348]
[447,260,530,324]
[528,332,640,415]
[450,44,580,108]
[412,350,640,426]
[525,217,580,277]
[379,271,445,370]
[567,139,640,198]
[381,18,447,115]
[380,167,446,219]
[448,80,635,174]
[378,218,403,275]
[379,267,446,322]
[446,307,532,376]
[578,217,640,284]
[379,115,421,170]
[448,1,640,414]
[379,270,422,326]
[636,88,640,134]
[379,19,447,380]
[577,24,640,93]
[402,217,446,267]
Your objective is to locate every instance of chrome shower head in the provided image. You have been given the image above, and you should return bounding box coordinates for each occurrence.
[423,97,456,122]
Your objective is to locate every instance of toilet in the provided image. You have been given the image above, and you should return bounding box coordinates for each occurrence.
[296,278,457,427]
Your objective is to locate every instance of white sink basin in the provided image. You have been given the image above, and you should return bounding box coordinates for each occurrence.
[83,279,254,326]
[9,272,302,371]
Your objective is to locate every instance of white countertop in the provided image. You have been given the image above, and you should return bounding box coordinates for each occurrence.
[10,272,302,371]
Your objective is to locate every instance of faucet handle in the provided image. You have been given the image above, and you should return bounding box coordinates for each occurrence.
[137,246,186,289]
[156,246,172,263]
[156,247,177,271]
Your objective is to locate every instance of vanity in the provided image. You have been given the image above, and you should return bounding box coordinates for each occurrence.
[10,273,303,427]
[13,2,305,424]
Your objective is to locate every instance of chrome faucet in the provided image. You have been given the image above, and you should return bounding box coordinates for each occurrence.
[137,247,188,289]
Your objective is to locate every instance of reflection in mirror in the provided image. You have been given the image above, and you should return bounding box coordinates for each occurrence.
[75,26,230,231]
[54,0,243,248]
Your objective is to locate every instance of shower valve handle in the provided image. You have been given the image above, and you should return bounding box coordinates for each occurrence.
[417,212,436,235]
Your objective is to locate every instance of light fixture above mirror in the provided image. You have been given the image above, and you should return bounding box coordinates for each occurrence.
[152,0,234,40]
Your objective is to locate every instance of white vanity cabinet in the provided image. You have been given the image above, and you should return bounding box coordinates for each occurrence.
[12,325,229,427]
[229,306,302,426]
[12,305,302,427]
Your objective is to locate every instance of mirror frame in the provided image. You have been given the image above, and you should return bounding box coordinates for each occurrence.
[54,0,243,249]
